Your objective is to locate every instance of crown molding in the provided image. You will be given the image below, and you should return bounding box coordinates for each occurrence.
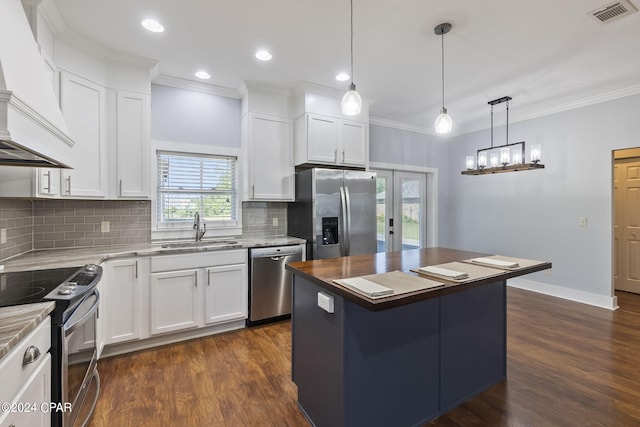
[153,75,241,99]
[369,116,435,136]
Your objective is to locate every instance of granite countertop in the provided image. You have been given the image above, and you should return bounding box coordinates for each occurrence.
[0,302,55,361]
[0,236,306,273]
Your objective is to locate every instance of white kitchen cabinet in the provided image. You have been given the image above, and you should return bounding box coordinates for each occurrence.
[149,249,248,335]
[205,263,248,324]
[294,113,368,167]
[0,317,51,427]
[150,269,201,335]
[243,113,294,201]
[114,90,150,198]
[101,258,146,346]
[59,71,108,198]
[35,168,61,197]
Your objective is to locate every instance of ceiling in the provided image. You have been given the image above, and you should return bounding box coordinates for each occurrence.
[48,0,640,136]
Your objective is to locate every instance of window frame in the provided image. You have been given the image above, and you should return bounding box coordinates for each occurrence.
[151,140,242,240]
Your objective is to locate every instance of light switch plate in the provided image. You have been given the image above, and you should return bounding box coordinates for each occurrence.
[578,217,587,227]
[101,221,110,233]
[0,228,6,244]
[317,291,335,313]
[273,217,278,227]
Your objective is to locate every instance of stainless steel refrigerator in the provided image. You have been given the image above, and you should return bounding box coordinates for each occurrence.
[287,168,377,260]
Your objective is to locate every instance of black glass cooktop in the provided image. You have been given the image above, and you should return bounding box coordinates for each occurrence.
[0,266,81,308]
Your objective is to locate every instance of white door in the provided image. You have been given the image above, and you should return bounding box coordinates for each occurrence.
[150,269,200,335]
[373,169,427,252]
[615,158,640,293]
[204,264,248,324]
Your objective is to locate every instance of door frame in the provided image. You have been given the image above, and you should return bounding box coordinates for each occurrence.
[612,147,640,295]
[370,162,438,248]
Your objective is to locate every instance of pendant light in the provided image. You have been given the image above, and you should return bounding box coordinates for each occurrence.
[341,0,362,116]
[434,23,452,134]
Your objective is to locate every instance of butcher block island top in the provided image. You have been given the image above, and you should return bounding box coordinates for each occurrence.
[285,247,551,311]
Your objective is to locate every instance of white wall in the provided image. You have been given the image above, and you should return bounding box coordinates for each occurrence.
[151,84,241,147]
[442,94,640,306]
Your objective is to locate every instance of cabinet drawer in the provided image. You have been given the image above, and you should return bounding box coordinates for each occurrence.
[151,249,247,272]
[0,317,51,405]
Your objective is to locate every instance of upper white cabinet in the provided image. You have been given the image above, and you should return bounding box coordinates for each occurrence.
[294,113,368,167]
[291,84,370,169]
[240,82,295,202]
[243,113,293,201]
[59,71,108,198]
[113,90,150,198]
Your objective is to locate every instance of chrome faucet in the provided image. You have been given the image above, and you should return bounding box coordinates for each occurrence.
[193,212,206,241]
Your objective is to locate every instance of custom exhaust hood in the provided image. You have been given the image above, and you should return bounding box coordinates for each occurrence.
[0,0,75,168]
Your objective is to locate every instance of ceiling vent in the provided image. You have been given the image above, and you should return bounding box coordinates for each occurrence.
[588,0,638,24]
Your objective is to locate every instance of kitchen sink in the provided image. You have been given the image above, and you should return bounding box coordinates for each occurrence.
[155,239,241,249]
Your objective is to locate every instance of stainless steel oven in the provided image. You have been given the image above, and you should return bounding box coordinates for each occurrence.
[61,287,100,427]
[0,264,102,427]
[45,264,102,427]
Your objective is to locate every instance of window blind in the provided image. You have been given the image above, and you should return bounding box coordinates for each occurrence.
[157,151,237,225]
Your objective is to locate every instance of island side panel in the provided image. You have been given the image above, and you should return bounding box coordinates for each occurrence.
[343,297,441,427]
[440,280,507,412]
[292,275,345,426]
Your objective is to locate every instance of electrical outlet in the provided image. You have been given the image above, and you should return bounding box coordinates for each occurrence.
[101,221,110,233]
[0,228,6,244]
[273,217,278,227]
[578,217,587,227]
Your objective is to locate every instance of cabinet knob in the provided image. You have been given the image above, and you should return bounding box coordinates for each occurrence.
[22,345,41,366]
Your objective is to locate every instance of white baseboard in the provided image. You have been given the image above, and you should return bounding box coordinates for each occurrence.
[507,278,618,310]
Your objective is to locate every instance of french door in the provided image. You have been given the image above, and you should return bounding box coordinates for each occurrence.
[374,169,427,252]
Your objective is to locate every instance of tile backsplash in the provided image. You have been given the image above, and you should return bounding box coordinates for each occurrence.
[1,198,287,261]
[242,202,287,237]
[0,199,33,261]
[33,200,151,250]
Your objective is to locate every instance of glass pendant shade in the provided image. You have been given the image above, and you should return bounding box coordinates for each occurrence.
[342,83,362,116]
[434,108,453,134]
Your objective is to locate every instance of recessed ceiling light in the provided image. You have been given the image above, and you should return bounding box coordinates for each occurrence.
[195,71,211,79]
[255,50,273,61]
[141,19,164,33]
[336,72,350,82]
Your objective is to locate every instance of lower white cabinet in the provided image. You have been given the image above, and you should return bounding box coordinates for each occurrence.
[150,269,200,335]
[205,264,248,324]
[100,258,146,346]
[149,249,248,336]
[0,318,52,427]
[97,250,248,352]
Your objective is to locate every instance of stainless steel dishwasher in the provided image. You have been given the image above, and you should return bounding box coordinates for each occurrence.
[248,245,303,324]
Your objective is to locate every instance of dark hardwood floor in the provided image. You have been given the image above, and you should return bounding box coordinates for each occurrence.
[89,288,640,426]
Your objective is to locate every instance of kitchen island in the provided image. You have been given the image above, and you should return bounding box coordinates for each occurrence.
[286,247,551,427]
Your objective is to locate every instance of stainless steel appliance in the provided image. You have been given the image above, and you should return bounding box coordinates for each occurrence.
[248,245,303,324]
[0,264,102,427]
[287,168,377,260]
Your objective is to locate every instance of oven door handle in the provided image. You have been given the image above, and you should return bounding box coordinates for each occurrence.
[64,289,100,334]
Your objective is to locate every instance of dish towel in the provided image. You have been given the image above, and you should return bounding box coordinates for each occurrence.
[418,266,469,280]
[339,277,394,297]
[471,257,519,268]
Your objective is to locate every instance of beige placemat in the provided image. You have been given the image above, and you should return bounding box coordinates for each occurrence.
[463,255,548,271]
[333,270,444,299]
[411,261,507,283]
